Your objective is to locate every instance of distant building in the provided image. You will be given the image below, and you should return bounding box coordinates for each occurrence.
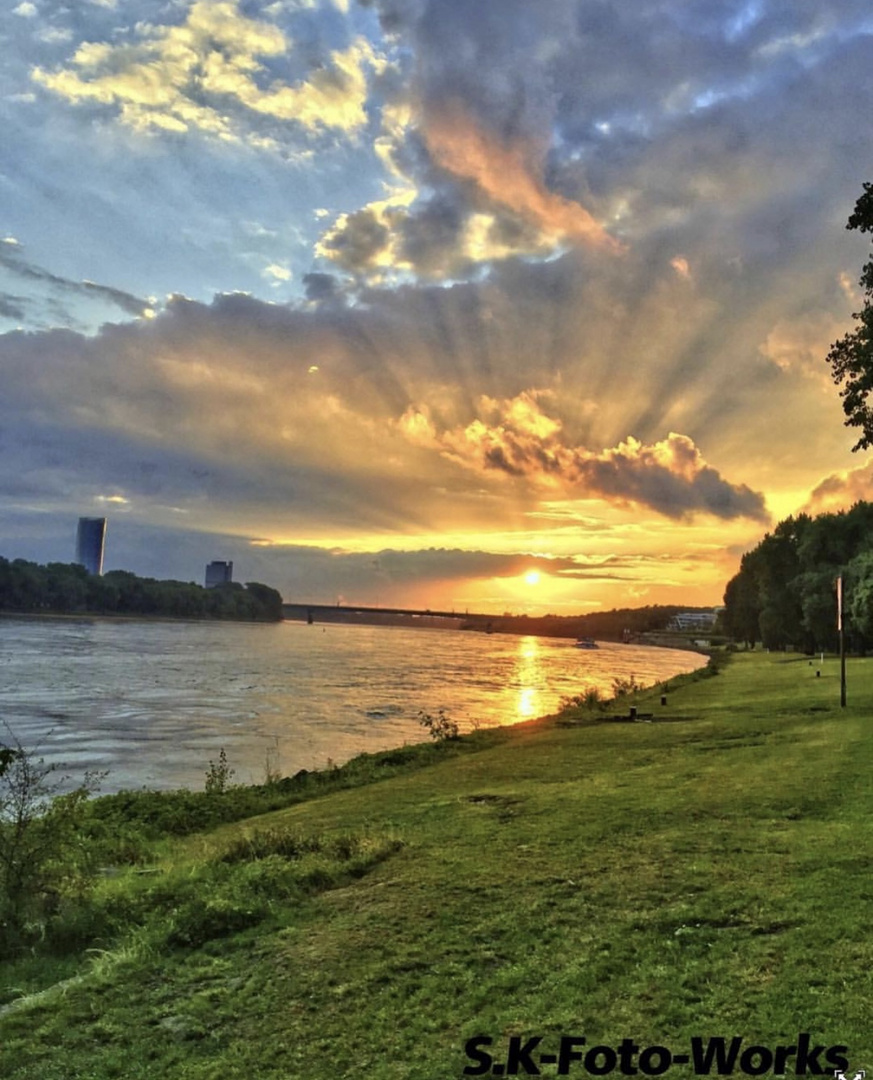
[668,611,718,632]
[205,560,233,588]
[76,517,107,576]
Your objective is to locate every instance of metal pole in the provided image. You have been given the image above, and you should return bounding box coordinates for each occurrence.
[839,575,847,707]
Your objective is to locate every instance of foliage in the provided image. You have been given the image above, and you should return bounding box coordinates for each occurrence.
[610,673,644,697]
[722,502,873,652]
[847,549,873,638]
[47,827,402,957]
[262,739,283,786]
[0,740,410,962]
[559,686,604,710]
[218,827,366,866]
[0,557,283,622]
[0,747,15,778]
[722,568,761,646]
[466,604,718,642]
[0,730,103,947]
[72,730,501,864]
[826,181,873,449]
[417,708,459,741]
[204,748,236,795]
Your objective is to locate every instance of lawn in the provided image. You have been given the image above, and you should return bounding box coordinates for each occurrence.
[1,650,871,1079]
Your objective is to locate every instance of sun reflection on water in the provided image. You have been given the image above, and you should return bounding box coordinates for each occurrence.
[514,636,544,719]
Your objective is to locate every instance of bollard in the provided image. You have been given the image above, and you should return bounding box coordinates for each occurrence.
[816,670,821,678]
[661,695,667,706]
[629,705,637,720]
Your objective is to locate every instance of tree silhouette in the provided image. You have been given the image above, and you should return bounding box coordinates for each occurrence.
[826,182,873,449]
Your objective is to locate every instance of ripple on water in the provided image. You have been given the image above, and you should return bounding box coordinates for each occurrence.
[0,618,705,792]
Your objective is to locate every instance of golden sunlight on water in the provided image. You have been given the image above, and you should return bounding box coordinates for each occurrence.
[514,637,545,720]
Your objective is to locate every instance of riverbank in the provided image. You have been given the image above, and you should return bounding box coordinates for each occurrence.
[2,650,872,1078]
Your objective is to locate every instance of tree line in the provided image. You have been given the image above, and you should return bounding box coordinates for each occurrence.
[721,502,873,651]
[0,558,284,622]
[723,180,873,654]
[472,605,716,642]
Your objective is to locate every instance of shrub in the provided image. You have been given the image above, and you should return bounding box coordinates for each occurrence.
[418,708,460,741]
[611,674,644,698]
[219,827,323,864]
[559,686,604,710]
[0,728,103,946]
[165,895,266,949]
[204,748,235,795]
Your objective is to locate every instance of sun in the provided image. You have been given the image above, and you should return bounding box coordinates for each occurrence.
[524,570,541,586]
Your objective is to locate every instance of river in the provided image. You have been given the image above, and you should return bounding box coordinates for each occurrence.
[0,617,706,792]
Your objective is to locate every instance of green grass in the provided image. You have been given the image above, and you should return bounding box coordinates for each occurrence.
[2,650,873,1078]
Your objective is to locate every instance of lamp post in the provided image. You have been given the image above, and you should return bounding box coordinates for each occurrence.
[837,575,847,708]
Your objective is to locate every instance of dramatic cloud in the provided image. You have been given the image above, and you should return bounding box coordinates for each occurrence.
[31,1,388,144]
[4,0,873,609]
[804,461,873,516]
[399,392,768,521]
[422,102,624,255]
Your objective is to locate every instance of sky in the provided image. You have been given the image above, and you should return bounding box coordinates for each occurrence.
[2,0,873,615]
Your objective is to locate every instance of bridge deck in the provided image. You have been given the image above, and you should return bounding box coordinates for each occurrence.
[282,602,494,624]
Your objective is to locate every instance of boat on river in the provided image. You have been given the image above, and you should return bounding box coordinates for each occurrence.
[574,637,599,649]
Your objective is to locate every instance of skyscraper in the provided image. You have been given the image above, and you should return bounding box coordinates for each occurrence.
[205,560,233,588]
[76,517,107,575]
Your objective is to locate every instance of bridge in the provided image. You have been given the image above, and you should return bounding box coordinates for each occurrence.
[282,602,496,632]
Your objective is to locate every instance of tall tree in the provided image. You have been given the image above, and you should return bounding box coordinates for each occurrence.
[826,182,873,449]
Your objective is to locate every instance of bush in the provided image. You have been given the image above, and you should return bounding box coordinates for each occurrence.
[165,895,266,949]
[204,748,235,794]
[611,674,644,698]
[418,709,459,741]
[559,686,604,710]
[0,729,103,946]
[219,827,324,864]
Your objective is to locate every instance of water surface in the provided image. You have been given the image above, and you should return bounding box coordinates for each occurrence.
[0,617,705,792]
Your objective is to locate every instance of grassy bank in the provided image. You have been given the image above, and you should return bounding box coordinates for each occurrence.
[2,651,872,1078]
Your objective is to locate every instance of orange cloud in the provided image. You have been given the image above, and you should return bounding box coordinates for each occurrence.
[423,102,623,254]
[803,458,873,514]
[398,393,767,521]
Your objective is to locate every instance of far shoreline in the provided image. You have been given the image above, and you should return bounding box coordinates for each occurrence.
[0,607,713,661]
[0,609,281,625]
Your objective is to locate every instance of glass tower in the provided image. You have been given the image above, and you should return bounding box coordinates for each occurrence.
[205,560,233,588]
[76,517,107,575]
